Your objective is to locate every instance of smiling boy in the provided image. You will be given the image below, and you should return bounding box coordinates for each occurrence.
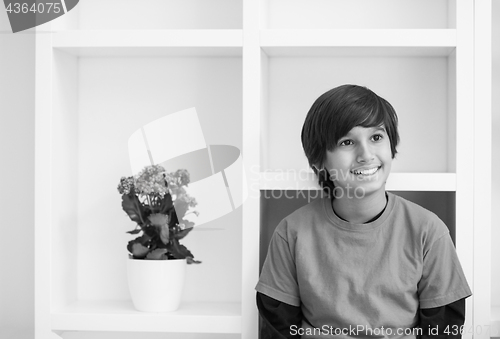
[325,125,391,224]
[256,85,471,338]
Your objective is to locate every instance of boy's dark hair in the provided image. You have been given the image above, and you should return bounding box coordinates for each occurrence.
[301,84,400,194]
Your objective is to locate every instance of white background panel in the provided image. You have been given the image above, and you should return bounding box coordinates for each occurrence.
[144,108,207,164]
[73,0,242,30]
[266,56,450,173]
[128,129,151,175]
[184,173,232,227]
[224,154,247,208]
[264,0,451,29]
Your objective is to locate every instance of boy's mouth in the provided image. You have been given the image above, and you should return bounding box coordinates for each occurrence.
[351,166,381,176]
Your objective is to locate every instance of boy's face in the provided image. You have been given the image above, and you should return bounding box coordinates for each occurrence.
[323,125,392,199]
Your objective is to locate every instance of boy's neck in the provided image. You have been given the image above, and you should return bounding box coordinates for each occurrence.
[332,189,388,224]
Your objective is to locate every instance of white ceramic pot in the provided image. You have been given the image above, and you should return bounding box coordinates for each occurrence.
[127,257,187,312]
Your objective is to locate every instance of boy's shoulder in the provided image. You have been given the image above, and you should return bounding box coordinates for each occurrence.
[274,196,326,235]
[390,193,440,220]
[286,196,326,222]
[389,192,449,237]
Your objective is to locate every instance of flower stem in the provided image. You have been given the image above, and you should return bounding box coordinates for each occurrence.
[147,195,153,212]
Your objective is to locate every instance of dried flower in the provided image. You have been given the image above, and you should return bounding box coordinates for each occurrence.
[174,169,190,186]
[166,169,191,191]
[135,164,168,197]
[177,194,198,209]
[117,176,135,195]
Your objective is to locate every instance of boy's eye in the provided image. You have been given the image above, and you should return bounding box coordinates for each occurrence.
[339,140,353,146]
[372,134,383,142]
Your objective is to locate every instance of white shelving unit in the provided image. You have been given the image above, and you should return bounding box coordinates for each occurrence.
[35,0,492,338]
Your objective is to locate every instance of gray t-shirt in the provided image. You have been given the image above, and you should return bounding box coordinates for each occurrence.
[256,192,471,338]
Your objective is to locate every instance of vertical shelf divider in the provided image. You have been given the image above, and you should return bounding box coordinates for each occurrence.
[35,21,61,339]
[455,0,475,336]
[474,0,492,334]
[242,0,261,338]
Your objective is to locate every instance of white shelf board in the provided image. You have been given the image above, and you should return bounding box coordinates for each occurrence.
[259,172,456,191]
[386,173,456,191]
[261,29,456,56]
[51,300,241,334]
[52,30,243,57]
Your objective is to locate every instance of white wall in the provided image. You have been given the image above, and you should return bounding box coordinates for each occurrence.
[0,6,35,338]
[492,1,500,309]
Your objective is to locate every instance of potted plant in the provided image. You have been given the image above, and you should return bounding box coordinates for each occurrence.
[117,164,201,312]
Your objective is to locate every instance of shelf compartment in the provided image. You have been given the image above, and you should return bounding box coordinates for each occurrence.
[51,0,242,31]
[51,301,241,333]
[46,49,243,319]
[260,172,456,192]
[262,0,455,30]
[260,54,456,173]
[52,30,243,57]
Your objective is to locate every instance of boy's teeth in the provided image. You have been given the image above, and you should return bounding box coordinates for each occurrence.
[353,167,379,175]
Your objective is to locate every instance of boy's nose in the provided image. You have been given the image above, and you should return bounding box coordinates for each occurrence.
[356,143,375,163]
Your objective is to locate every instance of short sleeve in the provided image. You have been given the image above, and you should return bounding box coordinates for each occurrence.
[255,220,301,307]
[418,231,472,309]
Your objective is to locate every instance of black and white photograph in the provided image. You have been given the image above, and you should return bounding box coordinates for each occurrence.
[0,1,499,338]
